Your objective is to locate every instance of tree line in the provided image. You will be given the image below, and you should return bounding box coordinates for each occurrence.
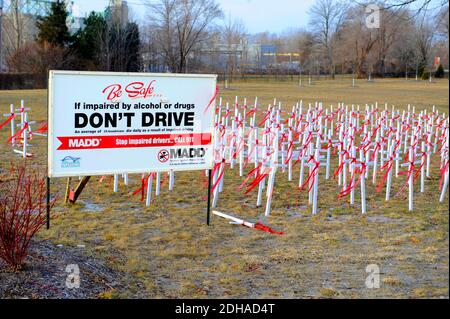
[1,0,448,83]
[140,0,448,78]
[4,0,141,86]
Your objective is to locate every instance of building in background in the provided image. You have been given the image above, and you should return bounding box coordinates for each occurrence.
[105,0,128,28]
[66,0,84,34]
[0,0,130,69]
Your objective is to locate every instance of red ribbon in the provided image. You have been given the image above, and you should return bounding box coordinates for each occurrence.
[232,138,245,159]
[0,115,14,130]
[258,111,271,127]
[212,160,226,194]
[396,151,428,196]
[285,141,294,164]
[244,167,270,194]
[253,222,284,235]
[300,156,320,193]
[439,160,449,191]
[395,162,416,197]
[204,85,220,113]
[37,122,48,134]
[239,163,262,190]
[7,122,28,143]
[370,141,381,162]
[246,108,257,118]
[339,161,366,199]
[375,160,393,193]
[333,150,349,179]
[132,173,155,201]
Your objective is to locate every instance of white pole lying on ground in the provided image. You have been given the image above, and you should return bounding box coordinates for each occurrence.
[212,210,254,227]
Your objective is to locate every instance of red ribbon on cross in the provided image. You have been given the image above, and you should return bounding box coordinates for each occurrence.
[7,122,28,144]
[204,85,220,113]
[0,114,14,130]
[300,156,320,193]
[338,158,364,199]
[439,160,449,191]
[244,167,271,194]
[132,173,155,201]
[375,158,394,193]
[211,160,226,194]
[37,122,48,134]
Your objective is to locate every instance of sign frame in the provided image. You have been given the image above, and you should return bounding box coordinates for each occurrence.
[47,70,217,178]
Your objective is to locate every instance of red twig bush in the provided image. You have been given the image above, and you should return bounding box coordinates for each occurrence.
[0,164,56,270]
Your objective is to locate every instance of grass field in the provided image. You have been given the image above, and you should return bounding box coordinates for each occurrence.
[0,78,449,298]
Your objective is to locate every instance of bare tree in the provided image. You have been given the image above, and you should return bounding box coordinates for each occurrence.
[141,23,162,71]
[339,5,380,78]
[7,41,71,86]
[372,8,411,75]
[413,15,435,74]
[390,20,417,76]
[308,0,348,78]
[145,0,222,73]
[278,29,315,74]
[1,7,37,69]
[382,0,447,15]
[222,16,246,77]
[436,5,449,37]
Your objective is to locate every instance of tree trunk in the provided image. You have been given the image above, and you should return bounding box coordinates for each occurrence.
[356,59,365,79]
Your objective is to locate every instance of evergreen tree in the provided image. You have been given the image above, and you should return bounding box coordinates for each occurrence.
[72,13,141,71]
[36,0,71,46]
[72,12,107,68]
[125,22,141,72]
[435,64,445,78]
[106,21,141,72]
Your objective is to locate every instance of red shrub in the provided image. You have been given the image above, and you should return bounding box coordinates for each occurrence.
[0,165,56,270]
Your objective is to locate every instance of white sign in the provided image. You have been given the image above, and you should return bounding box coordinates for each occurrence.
[48,70,217,177]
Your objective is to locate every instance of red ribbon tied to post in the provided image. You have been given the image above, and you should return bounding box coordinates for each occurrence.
[7,122,28,144]
[338,160,366,199]
[0,114,14,130]
[439,160,449,191]
[132,173,155,201]
[37,122,48,134]
[204,85,220,114]
[300,156,320,193]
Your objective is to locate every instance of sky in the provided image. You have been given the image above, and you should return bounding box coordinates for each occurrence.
[74,0,315,34]
[213,0,315,34]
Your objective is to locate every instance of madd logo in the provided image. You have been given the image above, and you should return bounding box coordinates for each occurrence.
[61,156,81,168]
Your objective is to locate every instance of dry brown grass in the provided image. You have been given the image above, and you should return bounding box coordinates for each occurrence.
[0,78,448,298]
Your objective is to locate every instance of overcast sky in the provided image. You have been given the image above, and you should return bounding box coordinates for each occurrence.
[74,0,315,34]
